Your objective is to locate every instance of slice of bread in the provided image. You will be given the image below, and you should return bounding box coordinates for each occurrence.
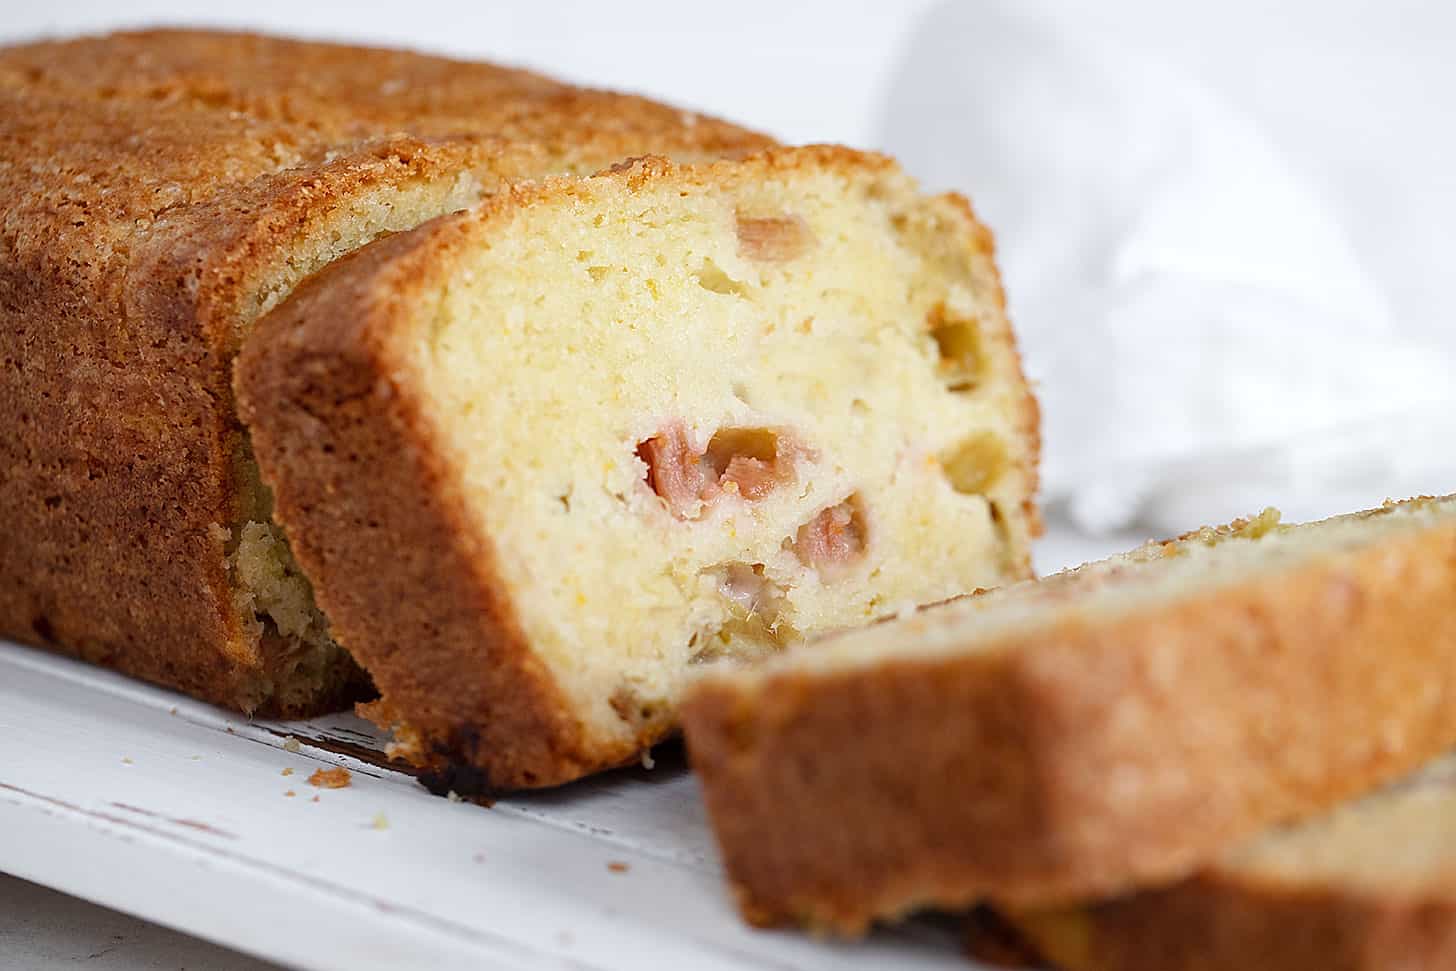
[1004,752,1456,970]
[235,146,1040,790]
[681,496,1456,932]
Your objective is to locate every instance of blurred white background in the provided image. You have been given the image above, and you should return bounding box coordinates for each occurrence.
[5,0,1453,536]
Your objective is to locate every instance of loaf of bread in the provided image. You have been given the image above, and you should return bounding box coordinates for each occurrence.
[681,496,1456,932]
[1004,751,1456,970]
[235,146,1040,789]
[0,29,772,716]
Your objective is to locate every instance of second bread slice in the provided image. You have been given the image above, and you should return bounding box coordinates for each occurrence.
[1003,750,1456,970]
[682,496,1456,931]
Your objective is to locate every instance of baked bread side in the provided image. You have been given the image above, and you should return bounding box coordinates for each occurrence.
[236,146,1039,788]
[681,497,1456,932]
[0,30,770,715]
[1005,753,1456,971]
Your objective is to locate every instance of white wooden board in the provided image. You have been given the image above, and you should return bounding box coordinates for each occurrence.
[0,529,1138,970]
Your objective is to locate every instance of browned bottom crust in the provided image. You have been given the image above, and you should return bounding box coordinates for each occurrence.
[681,521,1456,933]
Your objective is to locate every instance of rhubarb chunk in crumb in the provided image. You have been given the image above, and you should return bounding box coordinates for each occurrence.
[638,423,797,518]
[792,496,868,573]
[637,424,709,519]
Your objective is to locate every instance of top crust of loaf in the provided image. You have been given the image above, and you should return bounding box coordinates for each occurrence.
[680,497,1456,932]
[235,146,1040,787]
[0,29,771,170]
[0,29,770,714]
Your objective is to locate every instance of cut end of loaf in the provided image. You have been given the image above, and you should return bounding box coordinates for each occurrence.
[406,149,1038,781]
[237,145,1040,788]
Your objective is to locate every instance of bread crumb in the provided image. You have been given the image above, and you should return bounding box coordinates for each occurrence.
[311,796,320,803]
[372,812,389,830]
[284,790,296,798]
[472,852,486,864]
[640,749,656,770]
[168,706,178,716]
[446,790,463,803]
[121,757,133,765]
[607,861,629,874]
[308,767,351,789]
[281,736,302,753]
[281,767,294,777]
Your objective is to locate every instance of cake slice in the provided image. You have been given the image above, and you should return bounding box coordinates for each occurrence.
[1003,751,1456,970]
[235,146,1039,790]
[681,496,1456,932]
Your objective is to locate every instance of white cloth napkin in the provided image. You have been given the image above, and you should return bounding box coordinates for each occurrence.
[880,0,1456,533]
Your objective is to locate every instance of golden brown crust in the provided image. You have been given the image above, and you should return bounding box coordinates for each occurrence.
[681,519,1456,932]
[1006,875,1456,971]
[0,29,770,170]
[0,98,511,716]
[0,29,769,714]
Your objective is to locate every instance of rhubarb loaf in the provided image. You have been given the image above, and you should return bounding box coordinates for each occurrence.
[235,146,1039,789]
[0,30,769,715]
[1006,752,1456,971]
[682,496,1456,932]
